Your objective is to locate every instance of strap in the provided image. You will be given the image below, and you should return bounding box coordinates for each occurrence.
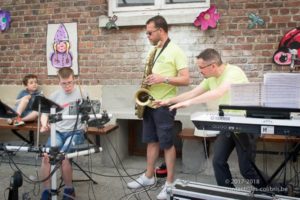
[152,38,171,66]
[142,38,171,86]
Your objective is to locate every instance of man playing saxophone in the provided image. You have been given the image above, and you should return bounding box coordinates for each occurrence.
[128,15,190,200]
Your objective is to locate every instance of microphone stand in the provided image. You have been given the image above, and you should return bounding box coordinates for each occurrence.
[0,97,111,200]
[47,108,110,200]
[49,107,59,200]
[0,108,107,200]
[36,96,42,148]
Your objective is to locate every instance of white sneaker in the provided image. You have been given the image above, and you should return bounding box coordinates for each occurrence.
[157,182,171,200]
[127,173,155,189]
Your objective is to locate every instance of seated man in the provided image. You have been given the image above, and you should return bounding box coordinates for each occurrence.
[40,67,87,200]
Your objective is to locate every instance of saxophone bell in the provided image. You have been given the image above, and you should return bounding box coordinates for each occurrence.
[135,88,154,106]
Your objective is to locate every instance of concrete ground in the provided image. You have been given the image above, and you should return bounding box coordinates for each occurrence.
[1,130,299,199]
[0,146,216,200]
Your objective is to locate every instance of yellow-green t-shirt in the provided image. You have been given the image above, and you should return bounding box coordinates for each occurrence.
[199,64,249,106]
[149,41,188,101]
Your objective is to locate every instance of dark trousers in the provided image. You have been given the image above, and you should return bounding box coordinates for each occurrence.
[212,132,265,188]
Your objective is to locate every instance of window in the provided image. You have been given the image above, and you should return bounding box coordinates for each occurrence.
[99,0,210,27]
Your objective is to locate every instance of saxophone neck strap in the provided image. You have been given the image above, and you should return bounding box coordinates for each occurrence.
[152,38,170,67]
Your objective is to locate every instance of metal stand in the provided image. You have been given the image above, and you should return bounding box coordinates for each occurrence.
[71,160,98,184]
[47,107,109,200]
[49,107,58,200]
[1,97,111,200]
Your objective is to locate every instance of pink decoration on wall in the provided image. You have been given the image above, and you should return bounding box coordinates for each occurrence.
[0,10,11,32]
[194,5,220,31]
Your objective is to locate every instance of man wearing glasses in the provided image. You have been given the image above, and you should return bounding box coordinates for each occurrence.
[40,67,87,200]
[155,48,266,189]
[127,15,189,199]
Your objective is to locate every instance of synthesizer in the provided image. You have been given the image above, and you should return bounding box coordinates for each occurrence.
[191,112,300,136]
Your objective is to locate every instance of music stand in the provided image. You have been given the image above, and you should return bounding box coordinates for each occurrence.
[32,95,63,114]
[32,96,63,148]
[32,96,63,200]
[0,100,18,118]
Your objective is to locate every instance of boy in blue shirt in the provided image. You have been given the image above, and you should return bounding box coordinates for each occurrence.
[8,74,41,126]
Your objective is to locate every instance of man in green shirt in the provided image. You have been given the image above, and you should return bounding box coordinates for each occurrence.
[156,48,266,189]
[127,15,190,200]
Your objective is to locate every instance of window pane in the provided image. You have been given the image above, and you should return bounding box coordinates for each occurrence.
[165,0,204,4]
[118,0,154,7]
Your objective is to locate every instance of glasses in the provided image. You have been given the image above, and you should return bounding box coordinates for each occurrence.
[146,28,160,36]
[199,62,215,70]
[60,80,74,87]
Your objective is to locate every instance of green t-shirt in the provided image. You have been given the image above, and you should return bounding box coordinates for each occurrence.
[149,41,188,100]
[199,64,249,106]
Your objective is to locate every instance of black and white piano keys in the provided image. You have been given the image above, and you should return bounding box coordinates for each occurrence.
[181,111,300,174]
[180,110,300,199]
[191,112,300,137]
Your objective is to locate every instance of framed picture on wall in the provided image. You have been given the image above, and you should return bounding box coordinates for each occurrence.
[46,22,78,75]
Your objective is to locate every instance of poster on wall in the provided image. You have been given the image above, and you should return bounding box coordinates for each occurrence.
[46,23,78,75]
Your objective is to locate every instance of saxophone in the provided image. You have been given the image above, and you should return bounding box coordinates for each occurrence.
[134,47,157,118]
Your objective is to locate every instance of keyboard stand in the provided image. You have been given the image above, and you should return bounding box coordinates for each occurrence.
[231,132,267,187]
[71,159,98,184]
[266,142,300,186]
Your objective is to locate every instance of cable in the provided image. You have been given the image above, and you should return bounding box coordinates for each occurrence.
[87,100,154,200]
[1,99,160,200]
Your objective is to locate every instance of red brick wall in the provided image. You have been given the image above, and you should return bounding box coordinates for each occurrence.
[0,0,299,85]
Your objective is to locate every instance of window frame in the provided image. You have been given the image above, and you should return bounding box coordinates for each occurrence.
[99,0,210,27]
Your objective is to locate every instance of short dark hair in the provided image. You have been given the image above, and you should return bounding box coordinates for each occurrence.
[196,48,223,66]
[146,15,168,33]
[22,74,38,86]
[57,67,74,79]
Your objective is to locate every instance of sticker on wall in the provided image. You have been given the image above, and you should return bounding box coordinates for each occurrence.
[248,13,265,29]
[0,10,11,32]
[194,5,220,31]
[106,15,119,30]
[46,23,78,75]
[273,27,300,69]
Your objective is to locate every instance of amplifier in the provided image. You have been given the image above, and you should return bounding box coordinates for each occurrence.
[167,179,298,200]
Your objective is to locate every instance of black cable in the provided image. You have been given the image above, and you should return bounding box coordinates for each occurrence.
[1,157,145,179]
[2,141,65,186]
[63,99,81,153]
[87,100,153,199]
[0,98,157,200]
[5,148,62,184]
[102,135,153,200]
[85,97,99,200]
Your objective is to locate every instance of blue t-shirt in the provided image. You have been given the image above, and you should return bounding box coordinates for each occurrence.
[15,89,42,116]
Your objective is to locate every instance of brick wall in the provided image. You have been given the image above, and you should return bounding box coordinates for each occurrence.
[0,0,299,85]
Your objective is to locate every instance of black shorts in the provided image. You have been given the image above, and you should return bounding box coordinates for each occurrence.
[142,106,176,149]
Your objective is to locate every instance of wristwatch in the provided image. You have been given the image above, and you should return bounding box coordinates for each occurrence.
[164,77,169,84]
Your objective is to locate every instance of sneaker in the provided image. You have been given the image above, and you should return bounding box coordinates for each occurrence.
[14,116,25,127]
[127,173,155,189]
[63,187,75,200]
[40,189,51,200]
[157,182,172,200]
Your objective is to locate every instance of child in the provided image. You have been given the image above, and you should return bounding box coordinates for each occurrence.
[8,74,41,126]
